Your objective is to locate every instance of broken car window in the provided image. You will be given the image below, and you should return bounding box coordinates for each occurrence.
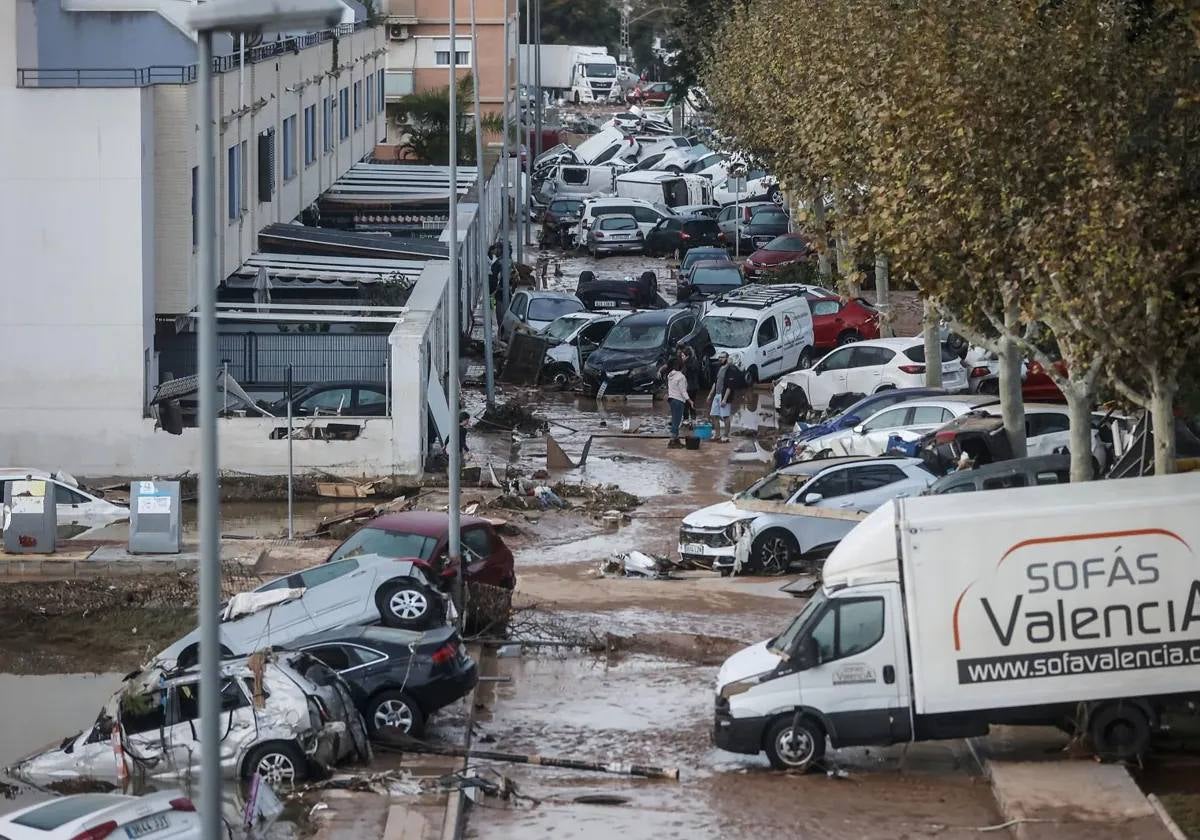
[119,691,166,735]
[328,528,436,563]
[604,323,667,351]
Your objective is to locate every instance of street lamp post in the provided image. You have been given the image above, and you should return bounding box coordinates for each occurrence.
[185,4,344,839]
[469,0,494,405]
[447,0,464,623]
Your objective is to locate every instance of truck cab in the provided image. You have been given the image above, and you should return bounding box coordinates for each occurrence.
[570,53,620,103]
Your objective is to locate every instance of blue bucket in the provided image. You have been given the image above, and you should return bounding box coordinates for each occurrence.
[694,421,714,440]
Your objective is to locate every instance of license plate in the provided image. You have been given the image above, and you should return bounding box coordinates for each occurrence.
[597,381,609,398]
[685,542,706,555]
[594,300,617,308]
[126,816,169,839]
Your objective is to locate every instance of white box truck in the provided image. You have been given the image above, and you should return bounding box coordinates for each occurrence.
[520,45,619,104]
[714,473,1200,769]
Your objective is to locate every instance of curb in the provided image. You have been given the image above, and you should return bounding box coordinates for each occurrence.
[1147,793,1189,840]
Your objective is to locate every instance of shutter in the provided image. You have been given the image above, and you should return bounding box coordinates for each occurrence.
[258,129,275,202]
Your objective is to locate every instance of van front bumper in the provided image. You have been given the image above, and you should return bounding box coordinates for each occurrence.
[713,701,768,755]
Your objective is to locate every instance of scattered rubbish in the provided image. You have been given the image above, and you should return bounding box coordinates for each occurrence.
[780,574,821,597]
[316,480,377,499]
[601,550,678,579]
[500,333,550,385]
[620,417,642,433]
[479,400,546,433]
[533,485,569,509]
[730,440,773,463]
[300,770,425,796]
[380,740,680,780]
[223,587,306,620]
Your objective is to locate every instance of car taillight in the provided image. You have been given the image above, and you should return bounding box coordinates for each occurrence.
[680,232,691,240]
[718,232,726,240]
[594,231,605,239]
[898,364,925,374]
[71,822,117,840]
[970,366,991,378]
[935,430,959,443]
[170,798,196,812]
[431,643,458,665]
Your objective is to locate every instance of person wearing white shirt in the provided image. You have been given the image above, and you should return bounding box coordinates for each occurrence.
[666,360,692,448]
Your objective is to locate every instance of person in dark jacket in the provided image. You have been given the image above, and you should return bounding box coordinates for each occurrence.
[677,344,700,426]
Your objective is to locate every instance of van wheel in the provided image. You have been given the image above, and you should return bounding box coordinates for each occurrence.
[243,741,308,786]
[745,366,758,387]
[798,348,814,370]
[1089,703,1151,761]
[377,579,443,630]
[765,715,824,771]
[751,530,799,575]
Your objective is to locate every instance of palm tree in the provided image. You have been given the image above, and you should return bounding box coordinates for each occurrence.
[394,74,504,164]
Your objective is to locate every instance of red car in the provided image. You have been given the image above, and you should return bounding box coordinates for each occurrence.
[804,293,882,349]
[630,81,671,105]
[328,511,517,592]
[742,233,816,280]
[1023,360,1067,403]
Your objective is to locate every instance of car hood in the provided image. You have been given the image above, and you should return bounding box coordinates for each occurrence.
[746,249,806,266]
[716,639,784,689]
[585,346,665,372]
[682,499,755,528]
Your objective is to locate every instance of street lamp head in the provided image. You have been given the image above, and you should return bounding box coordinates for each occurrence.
[187,0,346,35]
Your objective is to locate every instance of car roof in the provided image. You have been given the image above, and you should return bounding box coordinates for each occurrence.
[522,290,582,300]
[684,246,725,254]
[616,308,685,325]
[930,453,1071,490]
[691,260,738,269]
[860,396,998,417]
[777,455,917,475]
[828,336,922,350]
[0,468,56,480]
[364,510,492,536]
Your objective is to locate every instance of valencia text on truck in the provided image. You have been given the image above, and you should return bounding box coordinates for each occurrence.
[713,473,1200,770]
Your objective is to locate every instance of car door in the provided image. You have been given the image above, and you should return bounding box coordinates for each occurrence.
[293,558,369,631]
[805,347,854,409]
[354,386,388,417]
[846,346,893,394]
[754,315,784,379]
[632,205,664,238]
[667,314,695,354]
[50,482,103,527]
[854,406,914,455]
[462,526,500,585]
[717,205,737,239]
[166,678,255,777]
[842,462,917,509]
[577,319,615,371]
[786,467,856,552]
[504,292,529,338]
[1025,411,1071,456]
[809,299,843,347]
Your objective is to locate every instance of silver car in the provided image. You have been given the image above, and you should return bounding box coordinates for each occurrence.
[10,655,369,787]
[156,554,446,670]
[586,213,645,257]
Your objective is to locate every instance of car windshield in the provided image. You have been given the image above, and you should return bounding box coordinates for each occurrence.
[599,216,638,230]
[764,235,809,251]
[769,591,828,655]
[586,63,617,77]
[550,200,582,214]
[604,322,667,351]
[702,316,756,348]
[741,468,820,501]
[529,297,585,321]
[543,315,590,341]
[750,210,788,226]
[329,527,436,562]
[691,267,742,290]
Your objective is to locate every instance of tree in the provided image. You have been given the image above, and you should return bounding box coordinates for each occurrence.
[394,75,502,164]
[532,0,619,47]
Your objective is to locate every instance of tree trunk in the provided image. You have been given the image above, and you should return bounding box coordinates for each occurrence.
[874,251,892,337]
[1064,389,1094,481]
[999,299,1026,459]
[1150,372,1177,475]
[836,230,859,296]
[812,191,832,282]
[923,300,942,388]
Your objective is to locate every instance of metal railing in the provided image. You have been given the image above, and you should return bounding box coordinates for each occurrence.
[17,21,371,88]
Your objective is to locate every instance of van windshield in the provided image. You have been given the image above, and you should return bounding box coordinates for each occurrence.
[703,316,756,348]
[604,322,666,351]
[769,591,828,655]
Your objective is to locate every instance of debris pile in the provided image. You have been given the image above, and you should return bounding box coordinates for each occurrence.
[479,400,548,434]
[551,482,640,512]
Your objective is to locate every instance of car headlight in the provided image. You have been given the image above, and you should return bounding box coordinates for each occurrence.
[719,671,773,700]
[631,362,659,376]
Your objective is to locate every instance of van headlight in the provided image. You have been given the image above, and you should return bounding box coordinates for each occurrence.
[719,672,771,699]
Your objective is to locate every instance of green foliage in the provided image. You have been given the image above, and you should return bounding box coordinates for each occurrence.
[530,0,619,48]
[394,75,502,164]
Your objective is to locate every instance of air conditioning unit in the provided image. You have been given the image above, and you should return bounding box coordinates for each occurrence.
[388,24,409,41]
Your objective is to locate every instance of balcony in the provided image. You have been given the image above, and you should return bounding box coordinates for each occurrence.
[384,70,415,101]
[386,0,418,23]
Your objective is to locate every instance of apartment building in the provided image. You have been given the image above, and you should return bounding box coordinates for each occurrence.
[380,0,516,147]
[0,1,387,474]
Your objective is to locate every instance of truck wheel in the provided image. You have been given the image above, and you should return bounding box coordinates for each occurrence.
[764,716,824,771]
[377,579,443,630]
[1089,703,1151,761]
[751,530,799,575]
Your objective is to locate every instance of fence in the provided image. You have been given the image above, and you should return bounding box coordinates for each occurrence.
[158,331,390,388]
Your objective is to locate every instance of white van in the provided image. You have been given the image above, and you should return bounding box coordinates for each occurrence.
[546,164,619,198]
[701,286,816,383]
[615,171,694,209]
[574,196,676,244]
[714,472,1200,770]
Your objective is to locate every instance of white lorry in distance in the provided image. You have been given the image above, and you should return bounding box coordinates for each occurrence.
[521,45,620,104]
[714,472,1200,770]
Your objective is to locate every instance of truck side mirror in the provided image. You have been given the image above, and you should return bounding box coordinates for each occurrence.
[795,636,820,669]
[803,492,823,505]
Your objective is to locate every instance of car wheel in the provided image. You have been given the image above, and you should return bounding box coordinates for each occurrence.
[243,741,308,786]
[798,348,814,370]
[837,329,863,346]
[768,185,784,206]
[751,530,799,575]
[543,363,575,388]
[745,366,758,387]
[764,715,824,771]
[176,643,233,670]
[979,379,1000,396]
[367,690,426,741]
[377,579,443,630]
[1089,703,1151,762]
[874,384,896,393]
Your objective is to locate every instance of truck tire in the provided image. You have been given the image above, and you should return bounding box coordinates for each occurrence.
[1089,703,1151,761]
[764,715,824,771]
[751,530,799,575]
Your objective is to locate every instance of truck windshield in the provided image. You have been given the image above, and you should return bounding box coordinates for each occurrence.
[769,591,828,656]
[585,63,617,78]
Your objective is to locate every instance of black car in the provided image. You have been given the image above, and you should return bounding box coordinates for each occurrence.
[644,215,726,258]
[266,381,388,417]
[294,624,477,740]
[576,270,664,310]
[742,206,791,252]
[582,307,714,395]
[540,197,584,249]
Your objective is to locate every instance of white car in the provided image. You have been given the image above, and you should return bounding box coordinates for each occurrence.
[574,197,676,243]
[800,395,1001,459]
[773,337,969,413]
[0,468,129,530]
[500,290,586,342]
[1007,403,1109,469]
[0,792,199,840]
[154,553,447,670]
[541,312,624,382]
[678,456,934,575]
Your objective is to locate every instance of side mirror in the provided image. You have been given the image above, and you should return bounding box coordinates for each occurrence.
[804,492,823,505]
[795,636,820,669]
[853,424,866,435]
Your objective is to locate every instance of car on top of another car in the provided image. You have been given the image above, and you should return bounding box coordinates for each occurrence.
[742,233,816,281]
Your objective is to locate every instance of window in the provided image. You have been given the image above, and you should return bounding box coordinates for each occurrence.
[365,74,374,122]
[756,317,779,346]
[815,347,853,373]
[304,645,353,671]
[120,691,166,734]
[941,481,977,494]
[862,407,910,432]
[982,474,1028,490]
[1027,412,1070,437]
[339,87,350,139]
[323,95,334,152]
[803,469,851,500]
[806,598,885,665]
[282,114,297,181]
[353,80,362,129]
[240,140,248,212]
[668,316,694,343]
[561,167,588,185]
[53,484,89,505]
[377,69,385,112]
[848,464,907,492]
[226,144,240,220]
[257,130,275,202]
[298,558,360,588]
[850,346,895,367]
[462,527,492,559]
[175,679,247,723]
[434,38,471,67]
[911,406,953,425]
[635,153,664,170]
[592,144,621,164]
[510,294,529,319]
[528,297,585,321]
[328,528,436,563]
[300,386,354,413]
[598,215,637,231]
[357,387,387,411]
[304,104,317,166]
[811,300,841,317]
[664,218,683,231]
[190,165,197,246]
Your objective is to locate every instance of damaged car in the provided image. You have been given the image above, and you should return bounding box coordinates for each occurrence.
[540,312,626,385]
[9,654,369,788]
[582,307,714,397]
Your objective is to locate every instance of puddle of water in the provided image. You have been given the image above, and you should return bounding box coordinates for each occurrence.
[0,673,120,773]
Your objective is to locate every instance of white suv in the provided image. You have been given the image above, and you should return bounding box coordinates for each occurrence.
[574,197,675,244]
[773,336,968,413]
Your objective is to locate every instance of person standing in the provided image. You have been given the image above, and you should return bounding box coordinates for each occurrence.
[709,352,734,442]
[678,344,700,426]
[666,360,692,448]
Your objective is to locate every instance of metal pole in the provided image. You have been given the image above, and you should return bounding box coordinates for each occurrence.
[448,0,464,624]
[734,187,740,259]
[195,29,221,840]
[514,0,524,270]
[521,0,531,250]
[221,361,228,414]
[534,0,542,158]
[500,5,512,316]
[286,364,294,539]
[471,0,496,405]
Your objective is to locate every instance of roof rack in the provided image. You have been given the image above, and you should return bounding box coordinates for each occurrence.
[708,284,813,310]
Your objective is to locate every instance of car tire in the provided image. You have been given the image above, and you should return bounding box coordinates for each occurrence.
[750,530,799,575]
[1089,703,1151,762]
[377,579,443,630]
[798,348,814,370]
[243,741,308,786]
[366,690,426,741]
[544,363,575,388]
[176,643,233,670]
[764,715,824,771]
[767,185,784,206]
[837,329,863,346]
[979,379,1000,396]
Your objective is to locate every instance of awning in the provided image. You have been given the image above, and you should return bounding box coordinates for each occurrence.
[258,223,448,260]
[323,162,479,204]
[226,252,425,289]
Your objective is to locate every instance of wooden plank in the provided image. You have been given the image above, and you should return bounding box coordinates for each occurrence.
[734,498,869,522]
